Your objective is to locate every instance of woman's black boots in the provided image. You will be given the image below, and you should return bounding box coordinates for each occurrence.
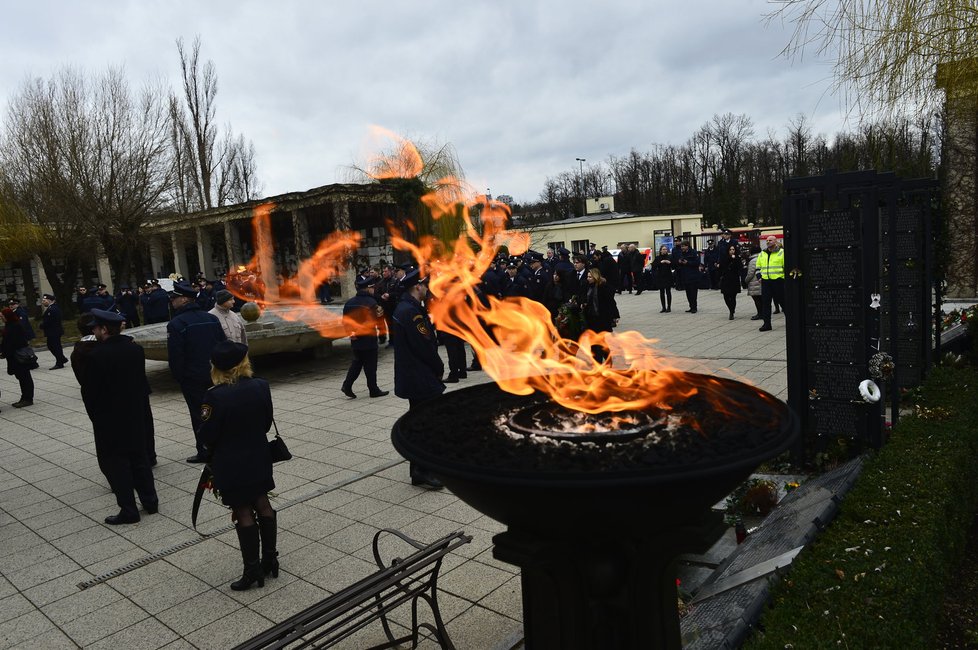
[258,513,279,579]
[230,524,264,591]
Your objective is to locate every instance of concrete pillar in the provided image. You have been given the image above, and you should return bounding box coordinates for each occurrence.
[254,206,278,302]
[33,256,53,297]
[149,237,164,279]
[334,202,355,299]
[225,220,243,270]
[171,232,189,280]
[96,246,114,293]
[292,208,315,301]
[196,226,216,280]
[938,59,978,299]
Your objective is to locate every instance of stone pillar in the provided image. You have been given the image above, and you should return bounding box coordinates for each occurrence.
[334,202,355,299]
[292,208,315,301]
[96,248,114,293]
[224,221,241,270]
[254,206,278,302]
[171,232,189,280]
[938,59,978,299]
[34,256,53,297]
[196,227,217,280]
[149,237,164,279]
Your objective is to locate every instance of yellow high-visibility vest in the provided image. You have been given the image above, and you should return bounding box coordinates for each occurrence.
[758,248,785,280]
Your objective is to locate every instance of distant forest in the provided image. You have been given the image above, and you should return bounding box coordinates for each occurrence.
[524,113,940,227]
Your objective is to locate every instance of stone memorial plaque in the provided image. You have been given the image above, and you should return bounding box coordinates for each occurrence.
[812,400,868,439]
[805,209,859,248]
[807,326,865,364]
[807,287,859,323]
[804,249,859,286]
[808,364,862,401]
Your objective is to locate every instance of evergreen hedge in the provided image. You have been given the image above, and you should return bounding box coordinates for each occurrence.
[746,365,978,648]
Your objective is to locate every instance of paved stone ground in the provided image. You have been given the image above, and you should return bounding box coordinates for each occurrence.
[0,289,786,649]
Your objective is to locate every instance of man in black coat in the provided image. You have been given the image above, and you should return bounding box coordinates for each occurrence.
[675,241,702,313]
[39,294,69,370]
[140,280,171,324]
[341,276,389,399]
[704,240,720,289]
[80,309,158,524]
[391,269,444,489]
[116,286,141,328]
[167,281,227,463]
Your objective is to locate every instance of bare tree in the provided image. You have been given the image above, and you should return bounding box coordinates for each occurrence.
[171,37,262,211]
[0,67,174,295]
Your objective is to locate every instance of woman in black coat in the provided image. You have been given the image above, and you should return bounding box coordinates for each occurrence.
[1,307,36,408]
[584,268,620,364]
[198,341,277,591]
[718,244,744,320]
[650,245,674,313]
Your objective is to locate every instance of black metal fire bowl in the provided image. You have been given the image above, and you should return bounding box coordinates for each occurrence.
[391,373,798,650]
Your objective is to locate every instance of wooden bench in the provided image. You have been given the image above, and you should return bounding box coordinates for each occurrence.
[232,529,472,650]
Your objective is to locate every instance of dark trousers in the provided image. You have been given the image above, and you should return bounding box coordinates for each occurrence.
[14,368,34,401]
[722,292,738,314]
[96,446,157,518]
[46,336,68,365]
[408,397,440,481]
[761,279,786,326]
[685,286,698,311]
[659,287,672,310]
[181,383,209,454]
[343,348,379,391]
[442,334,466,377]
[709,268,720,289]
[143,396,157,464]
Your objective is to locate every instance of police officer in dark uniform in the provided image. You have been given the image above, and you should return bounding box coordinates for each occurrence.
[524,251,550,304]
[116,286,140,328]
[7,298,35,340]
[340,276,390,399]
[93,283,116,310]
[40,294,69,370]
[166,281,227,463]
[391,269,444,489]
[501,261,528,298]
[141,280,171,324]
[79,309,158,524]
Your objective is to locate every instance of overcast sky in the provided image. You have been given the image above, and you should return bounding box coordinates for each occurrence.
[1,0,847,204]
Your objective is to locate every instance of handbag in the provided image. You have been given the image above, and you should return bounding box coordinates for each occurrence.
[268,420,292,463]
[13,346,38,368]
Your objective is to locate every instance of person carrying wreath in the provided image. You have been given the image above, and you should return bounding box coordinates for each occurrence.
[198,341,278,591]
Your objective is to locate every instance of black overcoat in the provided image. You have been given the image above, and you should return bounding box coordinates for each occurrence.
[198,377,274,504]
[391,294,445,402]
[79,335,152,453]
[718,255,744,295]
[1,322,32,375]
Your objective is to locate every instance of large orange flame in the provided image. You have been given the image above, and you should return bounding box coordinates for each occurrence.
[231,135,777,419]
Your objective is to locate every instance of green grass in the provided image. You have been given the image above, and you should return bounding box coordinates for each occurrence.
[746,365,978,649]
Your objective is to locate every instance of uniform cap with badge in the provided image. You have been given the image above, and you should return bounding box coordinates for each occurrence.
[399,268,429,289]
[89,308,126,324]
[355,276,380,290]
[211,340,249,370]
[168,281,198,299]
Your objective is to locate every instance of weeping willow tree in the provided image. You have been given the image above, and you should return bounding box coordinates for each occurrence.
[770,0,978,117]
[348,135,470,253]
[0,196,50,262]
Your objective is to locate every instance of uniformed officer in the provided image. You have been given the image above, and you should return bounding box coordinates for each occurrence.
[166,281,227,462]
[524,251,550,304]
[340,276,389,399]
[140,280,171,324]
[391,269,444,489]
[7,297,35,340]
[79,309,158,524]
[116,286,140,328]
[39,294,69,369]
